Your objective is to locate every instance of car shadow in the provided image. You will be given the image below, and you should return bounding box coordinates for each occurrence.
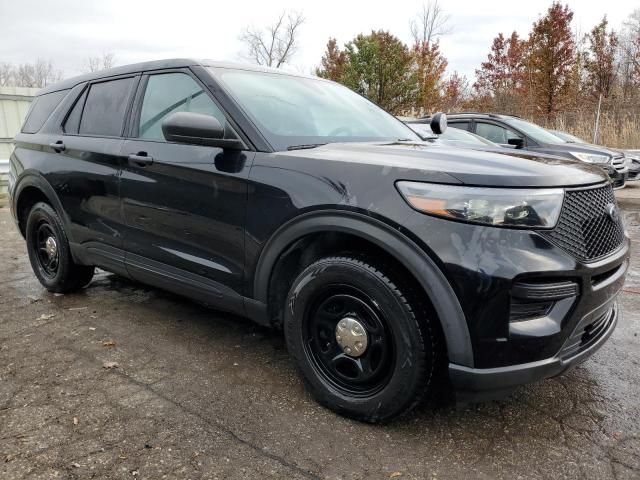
[79,270,608,433]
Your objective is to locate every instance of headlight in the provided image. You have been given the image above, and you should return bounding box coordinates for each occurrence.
[570,151,610,164]
[396,182,564,228]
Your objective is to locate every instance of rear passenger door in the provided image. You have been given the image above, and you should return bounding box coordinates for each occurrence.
[56,75,138,274]
[119,70,253,311]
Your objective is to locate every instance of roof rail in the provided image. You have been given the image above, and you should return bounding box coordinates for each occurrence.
[418,111,523,120]
[445,112,527,119]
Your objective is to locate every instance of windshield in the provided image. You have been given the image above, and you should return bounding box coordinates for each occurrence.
[506,117,567,144]
[407,122,496,147]
[210,68,420,151]
[406,123,437,140]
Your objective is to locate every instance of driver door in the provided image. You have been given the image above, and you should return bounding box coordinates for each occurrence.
[119,69,254,310]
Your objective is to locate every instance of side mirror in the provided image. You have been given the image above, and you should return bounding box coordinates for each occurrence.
[430,112,448,135]
[508,137,524,149]
[162,112,243,150]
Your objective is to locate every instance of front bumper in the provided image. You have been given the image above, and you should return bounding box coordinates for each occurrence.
[605,165,627,189]
[402,190,629,401]
[450,300,620,402]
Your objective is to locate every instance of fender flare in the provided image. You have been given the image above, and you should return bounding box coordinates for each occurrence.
[12,172,71,238]
[253,210,474,367]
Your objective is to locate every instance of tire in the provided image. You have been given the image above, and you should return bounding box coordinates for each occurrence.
[25,202,94,293]
[284,255,438,423]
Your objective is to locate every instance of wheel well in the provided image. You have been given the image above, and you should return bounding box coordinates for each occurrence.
[266,232,445,352]
[16,186,50,236]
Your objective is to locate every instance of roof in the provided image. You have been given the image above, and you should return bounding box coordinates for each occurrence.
[38,58,319,96]
[38,58,202,95]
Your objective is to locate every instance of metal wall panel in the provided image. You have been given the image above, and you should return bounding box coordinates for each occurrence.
[0,86,38,192]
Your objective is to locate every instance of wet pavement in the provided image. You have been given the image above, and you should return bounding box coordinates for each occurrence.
[0,191,639,480]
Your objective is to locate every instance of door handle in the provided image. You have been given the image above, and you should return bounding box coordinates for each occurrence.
[49,141,65,152]
[128,152,154,166]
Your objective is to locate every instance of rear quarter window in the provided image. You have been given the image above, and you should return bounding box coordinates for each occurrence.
[79,77,135,137]
[21,90,69,134]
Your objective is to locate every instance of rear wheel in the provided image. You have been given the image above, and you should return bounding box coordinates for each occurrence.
[26,202,94,293]
[284,255,439,423]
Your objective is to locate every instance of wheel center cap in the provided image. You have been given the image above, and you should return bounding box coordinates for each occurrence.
[45,236,57,258]
[335,317,368,357]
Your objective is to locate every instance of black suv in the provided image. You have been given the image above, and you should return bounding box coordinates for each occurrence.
[9,60,629,423]
[420,113,629,189]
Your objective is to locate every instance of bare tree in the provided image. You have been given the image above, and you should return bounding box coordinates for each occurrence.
[410,1,451,46]
[239,11,305,68]
[621,10,640,72]
[13,59,62,88]
[618,10,640,100]
[0,62,14,87]
[83,53,116,73]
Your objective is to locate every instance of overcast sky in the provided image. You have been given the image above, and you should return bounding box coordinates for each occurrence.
[0,0,636,82]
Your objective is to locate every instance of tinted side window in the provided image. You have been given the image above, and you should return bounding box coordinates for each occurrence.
[22,90,69,134]
[475,122,521,144]
[448,121,470,131]
[63,88,87,134]
[79,77,134,136]
[138,73,229,141]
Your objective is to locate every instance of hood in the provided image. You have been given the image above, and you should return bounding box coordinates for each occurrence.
[532,142,621,160]
[624,149,640,160]
[434,139,569,162]
[283,142,607,188]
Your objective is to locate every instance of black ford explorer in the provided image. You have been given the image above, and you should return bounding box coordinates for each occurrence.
[9,59,629,423]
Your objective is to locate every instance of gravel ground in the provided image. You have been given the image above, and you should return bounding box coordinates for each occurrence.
[0,187,639,480]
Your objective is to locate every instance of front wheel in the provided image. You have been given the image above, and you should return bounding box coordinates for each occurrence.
[284,256,439,423]
[25,202,94,293]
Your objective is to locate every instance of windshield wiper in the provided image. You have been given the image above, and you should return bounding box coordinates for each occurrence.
[287,143,327,151]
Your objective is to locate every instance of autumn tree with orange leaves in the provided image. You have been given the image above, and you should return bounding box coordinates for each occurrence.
[413,40,448,113]
[440,72,469,111]
[313,1,640,140]
[315,38,347,82]
[474,31,526,111]
[526,2,576,113]
[410,0,450,113]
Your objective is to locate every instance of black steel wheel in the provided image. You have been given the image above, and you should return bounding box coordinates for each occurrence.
[303,287,394,397]
[33,220,59,278]
[25,202,94,293]
[285,255,439,423]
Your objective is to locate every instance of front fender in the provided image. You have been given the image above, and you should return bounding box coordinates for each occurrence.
[252,210,474,367]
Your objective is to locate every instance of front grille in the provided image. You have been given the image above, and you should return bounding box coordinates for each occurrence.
[541,185,625,262]
[612,156,625,171]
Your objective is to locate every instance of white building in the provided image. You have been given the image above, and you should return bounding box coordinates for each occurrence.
[0,86,38,193]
